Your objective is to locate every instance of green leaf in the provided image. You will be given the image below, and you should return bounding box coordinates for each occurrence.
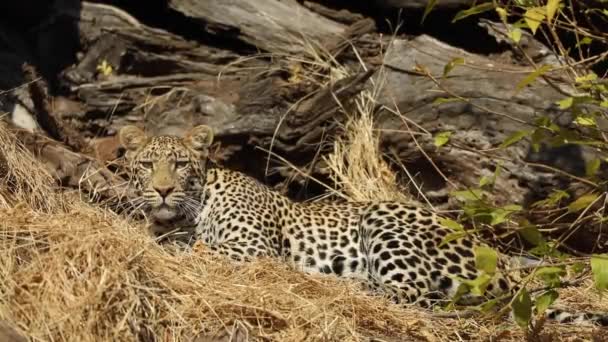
[530,129,549,148]
[452,3,495,23]
[463,204,495,225]
[422,0,438,24]
[535,266,566,277]
[439,217,464,231]
[96,59,114,76]
[577,36,593,47]
[556,97,573,109]
[449,282,471,306]
[530,241,566,259]
[503,204,523,212]
[546,0,561,22]
[489,205,522,225]
[440,231,467,247]
[529,241,552,257]
[586,158,601,177]
[493,163,502,180]
[567,193,599,212]
[479,176,493,188]
[434,131,452,148]
[475,246,498,275]
[518,225,544,246]
[575,72,597,83]
[479,165,502,189]
[490,210,509,225]
[547,189,570,205]
[510,28,522,43]
[538,115,555,128]
[535,290,559,315]
[524,7,546,35]
[496,7,508,23]
[451,189,483,201]
[443,57,465,77]
[500,130,531,148]
[479,161,502,188]
[516,65,552,92]
[591,254,608,292]
[478,298,499,312]
[535,266,565,287]
[574,115,596,126]
[511,288,532,329]
[570,262,585,276]
[601,100,608,108]
[463,273,493,296]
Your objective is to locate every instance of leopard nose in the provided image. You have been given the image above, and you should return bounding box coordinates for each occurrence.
[154,185,175,198]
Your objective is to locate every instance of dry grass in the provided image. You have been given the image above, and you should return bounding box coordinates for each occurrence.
[0,122,59,212]
[324,93,406,204]
[2,198,606,342]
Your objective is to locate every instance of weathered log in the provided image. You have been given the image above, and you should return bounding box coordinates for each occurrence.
[168,0,347,55]
[63,2,251,82]
[11,126,129,204]
[478,19,565,67]
[255,68,377,153]
[301,1,366,25]
[110,68,375,156]
[370,33,603,228]
[47,2,377,170]
[48,2,256,137]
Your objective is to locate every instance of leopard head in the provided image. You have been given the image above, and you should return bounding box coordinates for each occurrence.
[118,125,214,224]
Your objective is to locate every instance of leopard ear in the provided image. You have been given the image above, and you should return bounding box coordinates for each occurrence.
[184,125,214,154]
[119,125,148,152]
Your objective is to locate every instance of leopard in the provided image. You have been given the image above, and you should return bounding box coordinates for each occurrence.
[119,124,608,326]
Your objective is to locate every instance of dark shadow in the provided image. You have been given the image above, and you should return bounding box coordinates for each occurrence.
[0,0,82,96]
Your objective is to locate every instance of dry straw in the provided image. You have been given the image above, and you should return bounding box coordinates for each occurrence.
[0,122,59,212]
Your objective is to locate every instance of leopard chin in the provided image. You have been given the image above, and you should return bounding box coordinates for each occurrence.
[151,205,178,222]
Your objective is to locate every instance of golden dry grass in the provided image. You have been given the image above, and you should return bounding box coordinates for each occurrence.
[324,98,406,204]
[3,198,607,342]
[0,123,59,212]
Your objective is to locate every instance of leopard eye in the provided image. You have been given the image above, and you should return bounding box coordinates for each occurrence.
[139,161,153,170]
[175,160,189,169]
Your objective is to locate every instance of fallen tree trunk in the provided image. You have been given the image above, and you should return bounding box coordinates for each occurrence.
[168,0,347,55]
[371,34,587,207]
[14,127,129,203]
[45,2,378,179]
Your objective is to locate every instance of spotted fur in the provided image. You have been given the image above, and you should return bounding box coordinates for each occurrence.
[120,125,608,326]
